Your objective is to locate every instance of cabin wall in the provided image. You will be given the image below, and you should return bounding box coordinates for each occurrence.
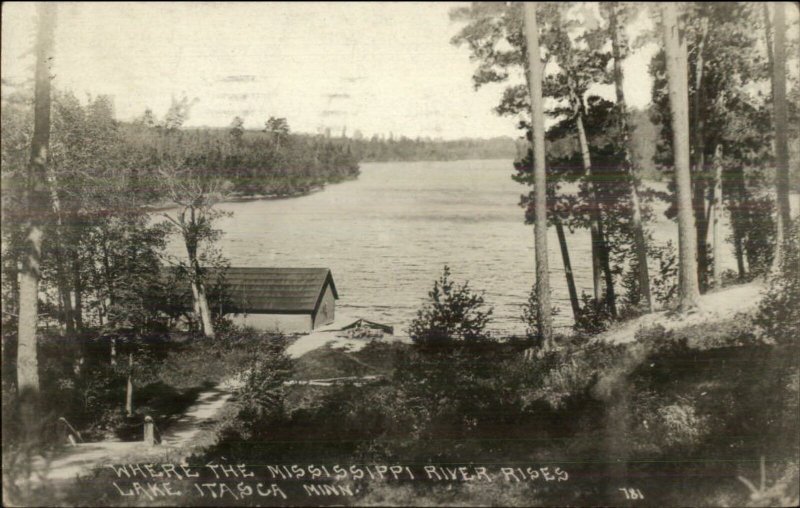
[230,313,312,333]
[313,285,336,329]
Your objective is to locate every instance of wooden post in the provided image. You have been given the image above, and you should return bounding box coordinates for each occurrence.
[143,416,156,446]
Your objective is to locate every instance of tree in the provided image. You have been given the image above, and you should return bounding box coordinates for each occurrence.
[540,5,617,315]
[229,116,245,145]
[160,163,229,339]
[650,3,777,281]
[17,2,56,402]
[661,3,700,310]
[771,2,791,269]
[409,265,493,345]
[163,95,196,133]
[264,116,290,148]
[603,2,653,311]
[522,2,553,347]
[451,3,633,322]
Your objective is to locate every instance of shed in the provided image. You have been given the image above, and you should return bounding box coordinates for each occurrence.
[163,267,338,333]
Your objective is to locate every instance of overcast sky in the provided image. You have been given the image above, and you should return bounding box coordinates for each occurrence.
[0,2,694,139]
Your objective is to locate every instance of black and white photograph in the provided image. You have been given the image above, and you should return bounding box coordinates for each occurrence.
[1,2,799,506]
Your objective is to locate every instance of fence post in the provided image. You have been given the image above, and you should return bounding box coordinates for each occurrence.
[143,416,155,446]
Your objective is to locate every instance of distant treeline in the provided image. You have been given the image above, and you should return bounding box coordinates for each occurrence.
[1,93,361,206]
[344,135,518,162]
[122,126,361,200]
[334,109,660,169]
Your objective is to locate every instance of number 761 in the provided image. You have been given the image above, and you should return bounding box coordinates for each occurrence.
[619,488,645,500]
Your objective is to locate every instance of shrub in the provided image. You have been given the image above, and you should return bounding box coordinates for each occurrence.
[521,281,560,345]
[573,292,615,336]
[755,218,800,345]
[650,240,679,307]
[408,265,493,345]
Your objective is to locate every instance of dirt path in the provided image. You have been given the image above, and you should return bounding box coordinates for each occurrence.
[595,280,766,345]
[31,383,237,483]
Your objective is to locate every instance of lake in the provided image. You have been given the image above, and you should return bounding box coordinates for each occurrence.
[164,159,792,336]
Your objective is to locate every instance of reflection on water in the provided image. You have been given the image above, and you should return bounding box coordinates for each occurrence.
[165,159,747,336]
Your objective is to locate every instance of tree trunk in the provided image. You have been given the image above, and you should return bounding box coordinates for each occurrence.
[125,352,133,416]
[555,219,581,320]
[71,246,83,329]
[731,166,749,280]
[711,144,724,287]
[192,275,214,338]
[45,170,75,333]
[771,2,791,268]
[692,17,710,292]
[522,3,553,346]
[575,106,617,316]
[17,3,56,400]
[662,3,701,311]
[184,212,215,338]
[575,113,603,303]
[609,3,653,312]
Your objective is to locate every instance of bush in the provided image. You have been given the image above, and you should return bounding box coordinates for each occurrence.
[408,265,493,345]
[573,292,615,336]
[521,281,560,345]
[755,219,800,345]
[650,240,679,307]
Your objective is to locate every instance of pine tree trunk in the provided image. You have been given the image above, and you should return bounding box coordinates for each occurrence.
[522,3,553,346]
[771,2,791,268]
[692,17,710,292]
[711,144,724,287]
[662,3,701,311]
[609,3,653,312]
[576,107,616,315]
[555,219,581,320]
[17,3,56,400]
[575,113,603,303]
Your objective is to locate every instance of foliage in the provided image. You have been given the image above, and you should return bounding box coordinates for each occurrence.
[755,219,800,345]
[573,292,614,336]
[647,2,794,283]
[521,281,559,343]
[229,332,293,437]
[408,265,493,345]
[649,240,679,306]
[453,3,663,319]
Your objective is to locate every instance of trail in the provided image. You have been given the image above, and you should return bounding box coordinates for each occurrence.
[29,384,237,483]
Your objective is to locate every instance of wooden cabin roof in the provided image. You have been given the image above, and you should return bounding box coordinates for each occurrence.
[224,267,337,314]
[162,267,337,315]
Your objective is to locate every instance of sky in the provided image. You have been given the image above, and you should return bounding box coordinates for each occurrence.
[2,2,671,140]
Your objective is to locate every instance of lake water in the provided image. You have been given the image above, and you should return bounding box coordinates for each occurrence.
[164,160,793,336]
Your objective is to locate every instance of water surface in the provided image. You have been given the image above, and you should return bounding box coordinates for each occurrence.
[165,159,770,336]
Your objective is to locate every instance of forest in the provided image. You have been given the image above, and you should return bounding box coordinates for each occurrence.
[2,2,799,507]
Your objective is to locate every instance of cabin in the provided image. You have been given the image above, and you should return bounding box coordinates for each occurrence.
[224,267,338,332]
[162,267,338,333]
